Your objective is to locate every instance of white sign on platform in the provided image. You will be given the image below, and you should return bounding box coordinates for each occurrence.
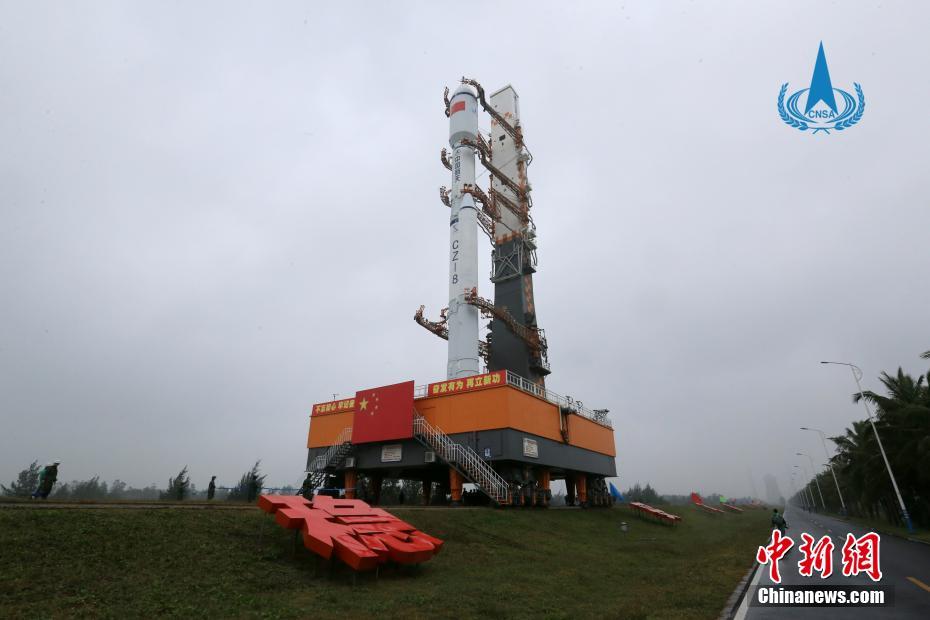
[381,444,403,463]
[523,438,539,458]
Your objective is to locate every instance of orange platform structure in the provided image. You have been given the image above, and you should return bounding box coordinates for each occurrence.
[306,370,616,507]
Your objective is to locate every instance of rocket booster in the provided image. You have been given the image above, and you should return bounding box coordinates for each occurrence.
[446,86,480,379]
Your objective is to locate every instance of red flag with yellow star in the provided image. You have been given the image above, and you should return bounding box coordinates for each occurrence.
[351,380,415,444]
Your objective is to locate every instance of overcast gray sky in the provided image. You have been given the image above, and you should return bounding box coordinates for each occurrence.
[2,1,928,497]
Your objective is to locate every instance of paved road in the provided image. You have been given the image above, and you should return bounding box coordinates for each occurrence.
[737,505,930,618]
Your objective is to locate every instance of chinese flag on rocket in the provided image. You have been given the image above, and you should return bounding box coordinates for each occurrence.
[351,380,415,444]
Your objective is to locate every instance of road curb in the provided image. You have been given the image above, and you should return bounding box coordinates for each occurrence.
[718,561,759,620]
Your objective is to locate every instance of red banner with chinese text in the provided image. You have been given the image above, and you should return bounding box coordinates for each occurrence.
[311,398,356,417]
[425,370,505,398]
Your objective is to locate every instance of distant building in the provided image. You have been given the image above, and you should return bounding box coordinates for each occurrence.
[763,474,784,506]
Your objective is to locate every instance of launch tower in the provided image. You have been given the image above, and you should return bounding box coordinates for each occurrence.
[306,79,616,507]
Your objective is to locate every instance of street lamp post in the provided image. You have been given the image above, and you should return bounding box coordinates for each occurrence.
[821,361,914,533]
[789,472,806,510]
[801,426,847,515]
[793,465,813,510]
[801,481,812,510]
[797,452,826,509]
[797,462,821,511]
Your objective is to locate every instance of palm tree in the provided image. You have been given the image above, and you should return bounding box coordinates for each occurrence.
[831,421,882,509]
[844,360,930,525]
[852,367,930,414]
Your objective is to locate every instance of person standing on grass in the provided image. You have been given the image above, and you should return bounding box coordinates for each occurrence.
[771,508,788,535]
[207,476,216,500]
[32,460,61,499]
[298,473,314,498]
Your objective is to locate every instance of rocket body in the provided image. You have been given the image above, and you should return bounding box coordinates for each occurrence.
[446,86,480,379]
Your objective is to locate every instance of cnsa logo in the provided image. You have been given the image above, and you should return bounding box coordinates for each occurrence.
[778,42,865,135]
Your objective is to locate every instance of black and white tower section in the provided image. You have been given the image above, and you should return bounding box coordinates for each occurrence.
[487,86,549,385]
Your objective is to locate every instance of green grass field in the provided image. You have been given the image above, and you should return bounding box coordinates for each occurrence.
[0,503,770,619]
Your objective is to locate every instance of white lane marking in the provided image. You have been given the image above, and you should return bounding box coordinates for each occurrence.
[733,561,763,620]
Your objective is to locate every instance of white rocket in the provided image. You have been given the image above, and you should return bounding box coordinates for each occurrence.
[446,86,480,379]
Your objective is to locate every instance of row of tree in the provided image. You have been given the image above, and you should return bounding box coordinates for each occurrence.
[624,483,662,504]
[793,350,930,528]
[620,484,754,507]
[1,461,274,502]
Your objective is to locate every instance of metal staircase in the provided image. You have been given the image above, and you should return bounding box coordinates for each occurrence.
[307,426,353,490]
[413,415,511,505]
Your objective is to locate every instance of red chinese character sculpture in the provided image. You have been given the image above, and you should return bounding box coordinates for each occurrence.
[258,494,443,572]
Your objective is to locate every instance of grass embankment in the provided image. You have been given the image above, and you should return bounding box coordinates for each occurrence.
[0,503,769,619]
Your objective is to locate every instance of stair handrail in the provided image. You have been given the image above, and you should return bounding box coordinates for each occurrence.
[413,415,510,503]
[503,370,613,428]
[310,426,353,472]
